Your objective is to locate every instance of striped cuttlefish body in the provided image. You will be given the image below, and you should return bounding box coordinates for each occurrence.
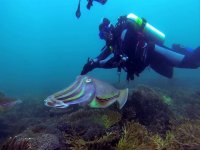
[44,75,128,109]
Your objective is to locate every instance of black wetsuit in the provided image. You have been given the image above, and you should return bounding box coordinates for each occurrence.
[81,15,200,80]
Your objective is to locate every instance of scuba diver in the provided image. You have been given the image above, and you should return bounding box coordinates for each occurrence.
[80,13,200,81]
[76,0,107,18]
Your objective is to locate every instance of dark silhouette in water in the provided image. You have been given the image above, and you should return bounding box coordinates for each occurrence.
[76,0,81,19]
[75,0,108,19]
[87,0,107,10]
[81,14,200,80]
[0,92,22,112]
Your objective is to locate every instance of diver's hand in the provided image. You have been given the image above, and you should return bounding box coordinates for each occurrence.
[80,58,99,75]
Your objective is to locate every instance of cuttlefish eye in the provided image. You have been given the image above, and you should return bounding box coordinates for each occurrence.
[85,78,92,83]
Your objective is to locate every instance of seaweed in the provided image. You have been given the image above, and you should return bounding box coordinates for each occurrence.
[117,121,157,150]
[63,130,119,150]
[64,108,122,130]
[151,131,175,150]
[172,119,200,145]
[96,110,122,129]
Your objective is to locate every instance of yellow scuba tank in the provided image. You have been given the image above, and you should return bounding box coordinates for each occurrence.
[127,13,165,45]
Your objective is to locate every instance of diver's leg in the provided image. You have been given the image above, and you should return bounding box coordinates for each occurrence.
[154,45,185,66]
[153,45,200,68]
[172,43,193,55]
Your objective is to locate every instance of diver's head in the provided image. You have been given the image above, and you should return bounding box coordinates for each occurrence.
[99,18,115,43]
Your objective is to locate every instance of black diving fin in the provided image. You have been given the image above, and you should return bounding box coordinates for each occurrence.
[76,0,81,19]
[180,47,200,68]
[150,62,173,78]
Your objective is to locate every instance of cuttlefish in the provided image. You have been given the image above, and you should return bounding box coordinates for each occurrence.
[44,75,128,109]
[0,93,22,112]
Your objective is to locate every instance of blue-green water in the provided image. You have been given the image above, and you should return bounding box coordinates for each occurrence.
[0,0,200,98]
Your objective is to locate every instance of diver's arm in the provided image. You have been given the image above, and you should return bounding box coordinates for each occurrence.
[80,46,114,75]
[95,45,113,61]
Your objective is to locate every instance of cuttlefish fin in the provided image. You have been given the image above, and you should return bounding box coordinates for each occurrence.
[117,88,129,109]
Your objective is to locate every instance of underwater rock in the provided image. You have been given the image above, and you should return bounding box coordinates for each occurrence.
[165,88,200,119]
[58,108,122,149]
[30,133,60,150]
[0,121,13,146]
[62,108,122,129]
[2,134,60,150]
[0,115,63,149]
[48,106,78,117]
[126,85,172,134]
[81,124,106,141]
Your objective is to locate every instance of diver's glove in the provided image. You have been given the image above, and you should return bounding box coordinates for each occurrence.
[81,58,99,75]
